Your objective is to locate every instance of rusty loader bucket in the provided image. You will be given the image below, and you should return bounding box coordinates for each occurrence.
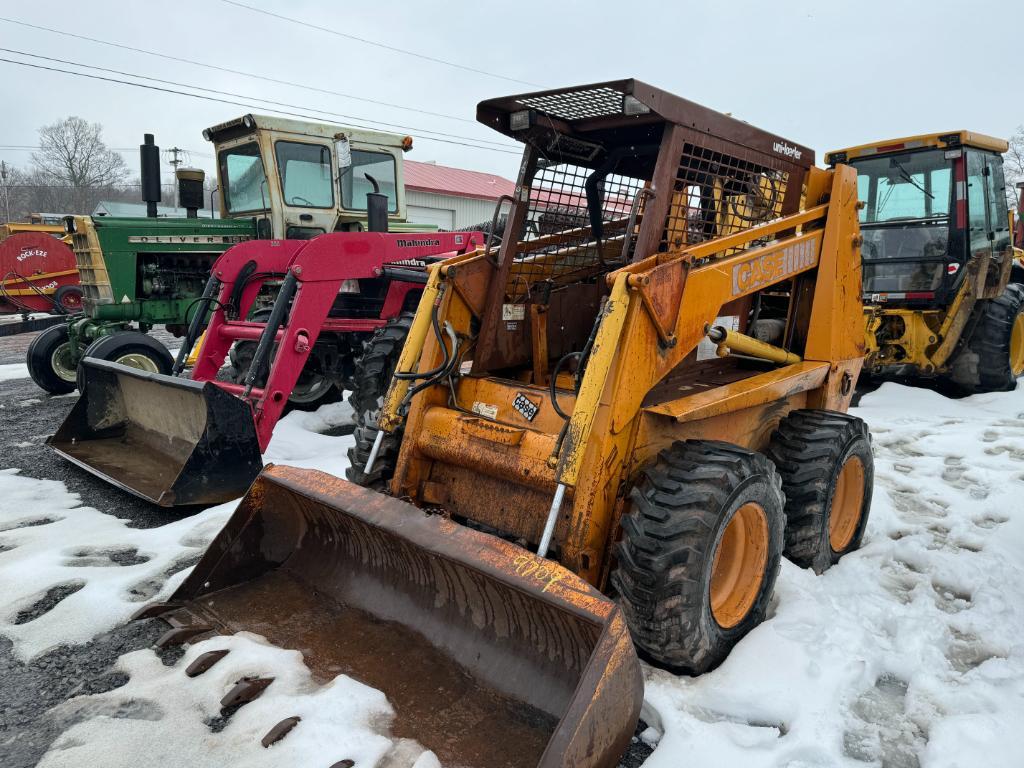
[50,358,263,506]
[140,465,642,767]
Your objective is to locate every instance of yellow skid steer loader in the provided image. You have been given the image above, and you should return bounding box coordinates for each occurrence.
[138,80,873,768]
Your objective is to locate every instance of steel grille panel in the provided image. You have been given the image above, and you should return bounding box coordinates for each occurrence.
[662,142,791,258]
[516,86,626,122]
[505,163,647,301]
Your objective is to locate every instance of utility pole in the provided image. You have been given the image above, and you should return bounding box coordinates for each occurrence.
[0,161,10,224]
[167,146,184,211]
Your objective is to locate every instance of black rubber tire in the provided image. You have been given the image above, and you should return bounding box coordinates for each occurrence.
[611,440,785,674]
[82,331,174,376]
[947,283,1024,393]
[345,420,404,490]
[228,309,342,413]
[344,313,414,490]
[26,323,78,394]
[53,284,84,315]
[348,312,414,426]
[765,409,874,574]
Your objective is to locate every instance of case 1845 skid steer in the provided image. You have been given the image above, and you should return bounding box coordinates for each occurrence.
[133,80,873,768]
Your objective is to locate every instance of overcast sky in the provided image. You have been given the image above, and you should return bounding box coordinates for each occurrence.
[1,0,1020,187]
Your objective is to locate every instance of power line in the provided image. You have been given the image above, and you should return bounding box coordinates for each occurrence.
[0,56,522,156]
[0,143,212,157]
[0,48,518,150]
[219,0,540,88]
[0,16,487,125]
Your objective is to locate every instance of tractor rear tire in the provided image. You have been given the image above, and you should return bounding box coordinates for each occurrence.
[348,312,415,427]
[81,331,173,378]
[766,409,874,574]
[26,323,78,394]
[611,440,785,674]
[345,313,414,490]
[947,283,1024,393]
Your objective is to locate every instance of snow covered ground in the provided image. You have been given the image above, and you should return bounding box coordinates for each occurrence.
[0,385,1021,767]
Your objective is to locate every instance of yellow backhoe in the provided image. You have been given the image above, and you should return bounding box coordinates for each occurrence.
[137,80,873,768]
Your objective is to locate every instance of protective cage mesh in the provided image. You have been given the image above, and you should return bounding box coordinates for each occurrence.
[662,142,791,258]
[506,161,648,301]
[515,86,627,122]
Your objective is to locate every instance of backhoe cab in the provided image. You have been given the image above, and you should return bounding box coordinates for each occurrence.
[205,114,413,238]
[827,133,1024,390]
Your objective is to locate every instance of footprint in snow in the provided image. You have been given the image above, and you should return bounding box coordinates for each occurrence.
[0,516,61,532]
[945,628,1006,674]
[63,546,150,568]
[12,581,85,625]
[125,552,203,602]
[973,513,1008,530]
[930,579,973,614]
[842,674,925,768]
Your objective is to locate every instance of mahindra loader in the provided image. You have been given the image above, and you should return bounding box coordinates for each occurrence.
[135,80,873,767]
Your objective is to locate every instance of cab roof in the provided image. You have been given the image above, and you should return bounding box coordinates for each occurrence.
[203,114,409,150]
[826,131,1008,165]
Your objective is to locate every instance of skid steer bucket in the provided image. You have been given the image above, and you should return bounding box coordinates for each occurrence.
[50,358,263,506]
[143,465,642,768]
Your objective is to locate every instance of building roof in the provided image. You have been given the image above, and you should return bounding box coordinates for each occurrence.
[404,160,516,201]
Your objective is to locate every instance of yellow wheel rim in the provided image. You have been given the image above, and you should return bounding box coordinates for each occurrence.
[1010,311,1024,377]
[114,352,159,373]
[710,502,769,629]
[829,456,865,552]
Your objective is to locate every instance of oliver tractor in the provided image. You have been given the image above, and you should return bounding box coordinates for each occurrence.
[27,115,432,407]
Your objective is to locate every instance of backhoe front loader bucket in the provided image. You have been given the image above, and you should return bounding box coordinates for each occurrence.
[50,358,263,506]
[143,465,642,768]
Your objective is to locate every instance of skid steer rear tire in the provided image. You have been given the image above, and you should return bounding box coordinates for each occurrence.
[611,440,784,675]
[345,313,414,490]
[766,410,874,574]
[947,283,1024,393]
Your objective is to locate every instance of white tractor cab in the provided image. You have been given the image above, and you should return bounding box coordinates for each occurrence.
[204,114,422,238]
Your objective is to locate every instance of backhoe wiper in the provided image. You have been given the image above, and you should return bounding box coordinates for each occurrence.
[892,158,934,200]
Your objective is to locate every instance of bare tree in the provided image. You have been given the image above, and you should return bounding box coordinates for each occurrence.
[1005,126,1024,209]
[30,116,130,214]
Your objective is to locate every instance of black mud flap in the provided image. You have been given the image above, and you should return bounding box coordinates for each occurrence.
[49,358,263,507]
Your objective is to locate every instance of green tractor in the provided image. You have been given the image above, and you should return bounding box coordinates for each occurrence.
[27,115,427,396]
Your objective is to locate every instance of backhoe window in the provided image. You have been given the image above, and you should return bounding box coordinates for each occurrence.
[274,141,334,208]
[340,150,398,212]
[851,149,954,296]
[219,142,268,213]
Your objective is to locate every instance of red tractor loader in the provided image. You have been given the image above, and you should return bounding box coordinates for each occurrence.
[50,230,482,506]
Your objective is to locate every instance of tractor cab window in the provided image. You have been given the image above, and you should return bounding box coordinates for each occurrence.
[850,149,953,296]
[274,141,334,208]
[339,150,398,212]
[219,142,268,213]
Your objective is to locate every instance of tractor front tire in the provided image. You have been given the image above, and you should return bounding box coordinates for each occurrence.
[345,313,414,490]
[611,440,785,674]
[26,323,79,394]
[948,283,1024,393]
[766,409,874,573]
[82,331,174,379]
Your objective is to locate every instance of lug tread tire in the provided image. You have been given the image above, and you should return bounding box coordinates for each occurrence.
[345,313,413,489]
[611,440,784,674]
[948,283,1024,393]
[348,313,414,426]
[26,323,77,394]
[765,409,874,573]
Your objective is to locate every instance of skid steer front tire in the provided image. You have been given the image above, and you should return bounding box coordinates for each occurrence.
[611,440,784,675]
[766,409,874,574]
[345,313,414,490]
[947,283,1024,393]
